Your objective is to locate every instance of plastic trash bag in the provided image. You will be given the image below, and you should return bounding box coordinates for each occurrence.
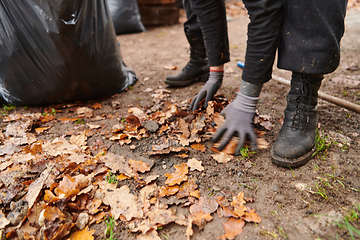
[107,0,146,35]
[0,0,137,106]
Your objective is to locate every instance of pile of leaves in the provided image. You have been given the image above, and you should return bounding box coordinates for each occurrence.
[0,89,272,239]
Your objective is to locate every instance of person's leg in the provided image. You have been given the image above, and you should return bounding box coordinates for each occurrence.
[271,0,347,167]
[165,0,209,87]
[189,0,230,67]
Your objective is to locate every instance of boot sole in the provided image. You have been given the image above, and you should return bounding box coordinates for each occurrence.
[270,146,315,168]
[165,72,209,87]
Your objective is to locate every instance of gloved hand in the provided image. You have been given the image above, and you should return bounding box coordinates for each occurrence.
[189,71,223,111]
[212,92,259,154]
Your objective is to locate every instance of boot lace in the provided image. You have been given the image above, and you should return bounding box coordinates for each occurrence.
[291,75,312,130]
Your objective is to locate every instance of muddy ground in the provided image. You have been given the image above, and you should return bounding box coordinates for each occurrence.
[2,5,360,240]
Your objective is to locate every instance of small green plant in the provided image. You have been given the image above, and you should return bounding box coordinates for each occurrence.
[334,204,360,240]
[106,171,117,184]
[2,104,14,114]
[277,226,287,238]
[49,108,56,115]
[104,216,117,240]
[259,227,279,239]
[238,182,253,190]
[239,146,255,159]
[128,86,133,90]
[310,182,328,201]
[121,118,126,123]
[75,118,85,124]
[312,129,331,159]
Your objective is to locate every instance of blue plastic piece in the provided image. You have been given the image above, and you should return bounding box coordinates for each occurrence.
[237,61,245,69]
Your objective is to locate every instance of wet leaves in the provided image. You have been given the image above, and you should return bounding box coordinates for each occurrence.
[218,218,245,240]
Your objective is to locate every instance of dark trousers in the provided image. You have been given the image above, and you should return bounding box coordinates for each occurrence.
[183,0,230,66]
[242,0,347,84]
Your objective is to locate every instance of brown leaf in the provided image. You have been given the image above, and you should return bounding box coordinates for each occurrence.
[59,117,78,123]
[137,230,161,240]
[218,218,245,240]
[86,199,102,215]
[175,153,188,158]
[44,206,66,222]
[187,158,204,171]
[231,192,247,217]
[190,197,219,214]
[242,208,261,223]
[117,173,132,181]
[211,152,234,163]
[126,114,141,127]
[103,185,143,221]
[100,153,134,177]
[158,185,180,198]
[69,132,88,147]
[53,175,83,199]
[256,137,269,149]
[189,210,213,230]
[91,103,102,109]
[144,175,159,184]
[211,138,238,155]
[69,226,95,240]
[165,163,188,186]
[190,143,206,152]
[177,178,200,199]
[129,159,151,173]
[35,126,51,134]
[164,65,178,70]
[178,118,190,138]
[0,209,10,228]
[38,115,55,123]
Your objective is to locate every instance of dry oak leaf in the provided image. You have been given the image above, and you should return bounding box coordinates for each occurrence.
[42,137,79,157]
[139,183,158,209]
[0,209,10,228]
[91,103,102,109]
[99,153,133,177]
[86,199,102,215]
[129,159,151,173]
[35,126,51,134]
[218,218,245,240]
[58,117,78,123]
[211,152,234,163]
[211,138,238,155]
[103,185,143,221]
[231,192,247,217]
[187,158,204,171]
[190,143,206,153]
[242,208,261,223]
[69,226,95,240]
[146,207,177,227]
[186,211,213,240]
[43,206,66,222]
[175,153,188,158]
[164,163,189,186]
[76,107,93,115]
[38,114,55,123]
[117,173,132,181]
[136,229,161,240]
[190,197,219,214]
[177,178,200,199]
[69,132,88,147]
[158,185,180,198]
[144,175,159,184]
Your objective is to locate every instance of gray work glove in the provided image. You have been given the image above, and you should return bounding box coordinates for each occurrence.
[212,92,259,154]
[189,71,223,111]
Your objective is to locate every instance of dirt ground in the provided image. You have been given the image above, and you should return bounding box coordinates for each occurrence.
[114,7,360,240]
[1,4,360,240]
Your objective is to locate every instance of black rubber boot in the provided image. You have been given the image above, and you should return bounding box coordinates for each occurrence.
[271,72,323,168]
[165,32,209,87]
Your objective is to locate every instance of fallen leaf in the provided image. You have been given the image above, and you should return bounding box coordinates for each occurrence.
[218,218,245,240]
[211,152,234,163]
[190,143,206,152]
[103,185,143,221]
[158,185,180,198]
[35,126,51,134]
[190,197,219,214]
[242,208,261,223]
[187,158,204,171]
[136,229,161,240]
[129,159,151,173]
[43,206,66,222]
[86,123,101,129]
[69,226,95,240]
[144,175,159,184]
[0,209,10,228]
[164,65,178,70]
[231,192,247,217]
[165,163,189,186]
[91,103,102,109]
[117,173,132,181]
[143,88,154,93]
[256,137,269,149]
[59,117,78,123]
[38,115,55,123]
[69,132,88,147]
[86,199,102,215]
[175,153,188,158]
[177,178,200,199]
[100,153,134,177]
[77,107,93,115]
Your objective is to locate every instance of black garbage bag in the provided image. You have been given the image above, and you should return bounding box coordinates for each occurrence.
[107,0,146,35]
[0,0,137,106]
